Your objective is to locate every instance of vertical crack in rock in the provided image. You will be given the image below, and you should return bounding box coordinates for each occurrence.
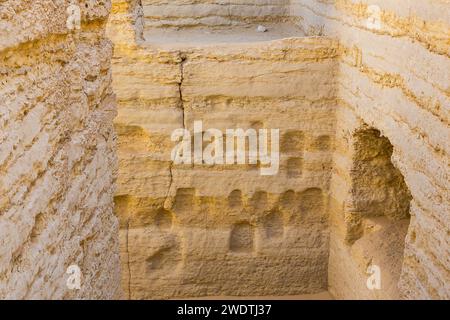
[126,219,131,300]
[178,52,187,130]
[164,53,187,209]
[163,164,174,210]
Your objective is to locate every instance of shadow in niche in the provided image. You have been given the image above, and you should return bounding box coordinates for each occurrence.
[229,222,255,253]
[347,127,413,298]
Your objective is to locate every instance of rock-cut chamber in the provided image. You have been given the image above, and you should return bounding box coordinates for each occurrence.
[108,0,413,299]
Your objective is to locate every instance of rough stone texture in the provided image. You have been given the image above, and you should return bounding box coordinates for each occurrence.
[5,0,447,301]
[290,0,449,299]
[109,0,339,299]
[142,0,291,29]
[108,0,449,300]
[0,1,120,299]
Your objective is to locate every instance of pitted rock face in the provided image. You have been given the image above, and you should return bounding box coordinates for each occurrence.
[1,0,448,301]
[108,0,449,300]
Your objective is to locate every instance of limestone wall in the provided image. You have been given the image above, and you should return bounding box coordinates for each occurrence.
[109,0,340,298]
[142,0,291,29]
[0,1,120,299]
[3,0,447,301]
[108,0,449,300]
[290,0,449,299]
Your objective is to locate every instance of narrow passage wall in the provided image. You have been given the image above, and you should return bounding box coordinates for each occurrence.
[290,0,450,299]
[0,0,120,299]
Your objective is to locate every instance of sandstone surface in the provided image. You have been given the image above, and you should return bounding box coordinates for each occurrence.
[109,0,449,300]
[0,0,120,299]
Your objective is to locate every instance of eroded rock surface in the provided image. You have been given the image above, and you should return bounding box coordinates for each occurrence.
[1,0,447,301]
[110,15,338,297]
[293,0,449,300]
[109,0,449,300]
[0,1,120,299]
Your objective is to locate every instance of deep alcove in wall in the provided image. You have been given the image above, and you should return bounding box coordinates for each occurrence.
[347,127,412,298]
